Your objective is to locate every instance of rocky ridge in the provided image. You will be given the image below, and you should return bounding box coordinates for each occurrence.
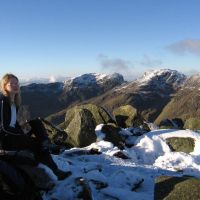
[89,69,186,122]
[156,72,200,123]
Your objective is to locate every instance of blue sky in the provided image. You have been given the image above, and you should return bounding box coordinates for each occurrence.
[0,0,200,81]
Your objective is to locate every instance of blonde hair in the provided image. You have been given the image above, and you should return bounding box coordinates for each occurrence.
[0,73,21,107]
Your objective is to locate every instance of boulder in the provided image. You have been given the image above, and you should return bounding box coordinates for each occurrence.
[65,108,97,147]
[184,118,200,131]
[159,118,184,129]
[41,118,69,147]
[171,118,184,129]
[154,176,200,200]
[64,104,115,129]
[76,177,93,200]
[44,104,115,148]
[166,137,195,153]
[159,119,175,129]
[113,105,143,128]
[101,123,125,148]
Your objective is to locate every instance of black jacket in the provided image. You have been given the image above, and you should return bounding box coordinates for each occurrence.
[0,93,23,135]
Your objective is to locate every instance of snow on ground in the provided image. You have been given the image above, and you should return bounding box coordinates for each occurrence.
[41,127,200,200]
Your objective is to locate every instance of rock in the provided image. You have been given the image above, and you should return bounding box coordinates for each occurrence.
[132,178,144,191]
[101,123,125,148]
[171,118,184,129]
[88,148,102,155]
[141,122,151,132]
[76,177,93,200]
[113,151,130,159]
[41,118,69,147]
[64,148,102,157]
[184,118,200,131]
[154,176,200,200]
[159,119,175,129]
[64,104,115,129]
[65,108,97,147]
[113,105,143,128]
[90,179,108,189]
[159,118,184,129]
[166,137,195,153]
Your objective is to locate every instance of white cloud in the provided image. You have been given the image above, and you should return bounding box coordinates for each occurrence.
[167,39,200,56]
[140,55,163,67]
[97,54,137,80]
[98,54,133,71]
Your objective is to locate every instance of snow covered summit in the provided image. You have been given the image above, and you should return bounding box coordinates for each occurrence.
[136,69,186,89]
[64,73,124,88]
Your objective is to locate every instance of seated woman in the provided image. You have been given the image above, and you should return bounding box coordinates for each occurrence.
[0,73,71,180]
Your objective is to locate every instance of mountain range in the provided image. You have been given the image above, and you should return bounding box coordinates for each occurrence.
[20,73,124,122]
[20,69,200,125]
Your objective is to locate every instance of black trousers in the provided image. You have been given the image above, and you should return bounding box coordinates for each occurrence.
[1,118,57,172]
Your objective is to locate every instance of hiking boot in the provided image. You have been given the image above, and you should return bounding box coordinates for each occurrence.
[54,169,72,180]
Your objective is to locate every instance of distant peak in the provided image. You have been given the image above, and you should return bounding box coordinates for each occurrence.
[136,69,186,87]
[64,73,124,87]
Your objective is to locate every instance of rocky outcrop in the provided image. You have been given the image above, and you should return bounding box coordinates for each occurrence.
[64,104,115,129]
[65,108,97,147]
[63,104,119,147]
[184,118,200,131]
[41,118,68,147]
[159,118,184,129]
[154,176,200,200]
[44,103,149,148]
[101,123,125,148]
[113,105,143,128]
[156,73,200,124]
[166,137,195,153]
[90,69,186,122]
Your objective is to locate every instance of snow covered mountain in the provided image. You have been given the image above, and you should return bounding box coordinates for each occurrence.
[63,73,124,93]
[64,73,123,88]
[156,72,200,123]
[135,69,186,89]
[89,69,186,122]
[20,73,125,119]
[20,69,190,124]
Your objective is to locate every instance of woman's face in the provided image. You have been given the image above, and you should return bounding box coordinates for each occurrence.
[5,77,20,95]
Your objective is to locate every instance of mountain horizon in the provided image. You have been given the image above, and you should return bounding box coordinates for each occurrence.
[17,68,200,86]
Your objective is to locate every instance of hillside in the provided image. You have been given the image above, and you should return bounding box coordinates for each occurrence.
[155,73,200,124]
[21,73,124,119]
[88,69,186,122]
